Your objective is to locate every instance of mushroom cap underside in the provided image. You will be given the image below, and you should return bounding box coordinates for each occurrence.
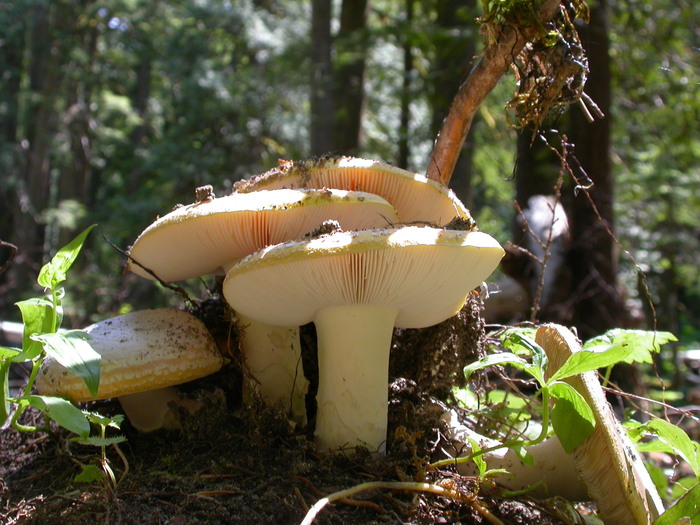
[127,188,399,282]
[36,309,223,402]
[223,226,504,329]
[234,156,471,225]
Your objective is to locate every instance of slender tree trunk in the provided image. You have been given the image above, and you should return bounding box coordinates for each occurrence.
[567,0,623,340]
[397,0,414,169]
[332,0,369,155]
[310,0,334,156]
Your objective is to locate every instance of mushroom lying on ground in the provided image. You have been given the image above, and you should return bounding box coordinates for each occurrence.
[223,226,504,453]
[537,324,664,525]
[127,188,400,426]
[234,156,470,225]
[36,309,223,432]
[443,324,664,525]
[442,410,589,501]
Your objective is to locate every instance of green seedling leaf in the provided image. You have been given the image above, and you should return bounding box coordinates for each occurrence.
[466,436,488,478]
[640,418,700,478]
[25,395,90,437]
[0,357,13,425]
[583,329,677,365]
[31,330,101,397]
[464,352,544,385]
[549,343,638,382]
[71,435,127,447]
[653,482,700,525]
[15,298,55,360]
[85,412,124,430]
[37,224,96,290]
[503,331,548,372]
[74,464,105,483]
[549,381,596,453]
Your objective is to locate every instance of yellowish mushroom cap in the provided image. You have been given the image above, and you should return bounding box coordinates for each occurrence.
[36,309,223,402]
[127,188,399,282]
[234,156,471,226]
[223,226,504,329]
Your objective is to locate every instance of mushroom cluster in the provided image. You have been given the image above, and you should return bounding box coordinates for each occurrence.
[45,156,502,448]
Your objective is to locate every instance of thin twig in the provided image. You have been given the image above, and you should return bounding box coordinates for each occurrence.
[426,0,562,185]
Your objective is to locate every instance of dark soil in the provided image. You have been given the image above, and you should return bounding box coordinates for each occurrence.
[1,297,584,525]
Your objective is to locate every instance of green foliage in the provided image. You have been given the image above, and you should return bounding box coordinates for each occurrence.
[1,226,103,435]
[457,326,695,500]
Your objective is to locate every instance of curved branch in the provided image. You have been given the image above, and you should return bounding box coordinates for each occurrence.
[426,0,562,186]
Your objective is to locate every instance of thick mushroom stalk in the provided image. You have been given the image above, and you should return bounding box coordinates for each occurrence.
[36,309,223,432]
[236,313,308,425]
[223,226,504,453]
[537,324,664,525]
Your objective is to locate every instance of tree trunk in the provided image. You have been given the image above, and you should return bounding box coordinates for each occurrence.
[310,0,334,156]
[332,0,369,155]
[566,0,624,340]
[396,0,414,169]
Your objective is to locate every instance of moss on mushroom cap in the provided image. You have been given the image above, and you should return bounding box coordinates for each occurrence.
[127,188,400,282]
[36,309,223,402]
[234,156,471,226]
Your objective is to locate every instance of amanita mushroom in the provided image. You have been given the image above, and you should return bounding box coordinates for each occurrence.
[127,188,400,425]
[234,156,470,225]
[222,226,504,452]
[36,309,223,432]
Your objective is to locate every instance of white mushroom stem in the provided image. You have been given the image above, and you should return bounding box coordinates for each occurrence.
[236,313,309,426]
[314,305,397,453]
[117,387,182,433]
[441,410,589,501]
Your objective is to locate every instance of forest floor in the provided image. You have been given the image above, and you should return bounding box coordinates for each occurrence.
[1,299,593,525]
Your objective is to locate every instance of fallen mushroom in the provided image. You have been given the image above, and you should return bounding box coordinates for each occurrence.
[127,188,400,426]
[223,226,504,453]
[537,324,664,525]
[441,410,590,501]
[443,325,665,523]
[35,309,223,432]
[234,156,471,225]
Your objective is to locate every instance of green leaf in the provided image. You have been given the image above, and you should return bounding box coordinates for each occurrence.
[37,224,96,290]
[31,330,101,398]
[464,352,543,384]
[25,395,90,437]
[583,329,677,365]
[71,435,127,447]
[653,482,700,525]
[15,298,55,360]
[549,343,638,382]
[74,464,105,483]
[85,412,124,430]
[0,357,12,426]
[640,418,700,477]
[549,382,596,453]
[0,346,21,359]
[503,330,548,372]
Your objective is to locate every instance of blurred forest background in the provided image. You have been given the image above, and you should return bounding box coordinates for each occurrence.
[0,0,698,356]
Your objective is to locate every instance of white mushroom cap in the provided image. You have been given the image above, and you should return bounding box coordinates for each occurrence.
[222,226,504,329]
[234,156,471,226]
[36,309,223,402]
[127,188,400,282]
